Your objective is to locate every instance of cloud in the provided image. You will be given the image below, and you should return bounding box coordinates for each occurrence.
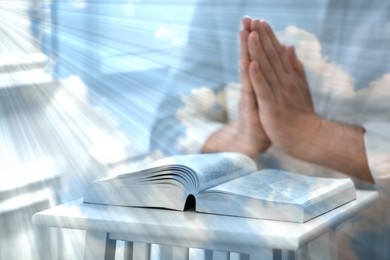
[175,87,226,153]
[52,76,134,165]
[277,26,390,123]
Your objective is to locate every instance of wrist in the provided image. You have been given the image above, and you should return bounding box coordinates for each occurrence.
[283,113,324,160]
[285,116,372,181]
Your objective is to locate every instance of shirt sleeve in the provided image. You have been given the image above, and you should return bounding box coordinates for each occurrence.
[364,122,390,200]
[150,0,227,156]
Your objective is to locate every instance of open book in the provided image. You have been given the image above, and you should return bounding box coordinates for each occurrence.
[83,152,356,223]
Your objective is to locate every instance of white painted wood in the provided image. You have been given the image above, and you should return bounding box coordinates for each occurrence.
[149,244,189,260]
[189,248,207,260]
[123,241,133,260]
[132,242,150,260]
[238,253,250,260]
[281,250,295,260]
[296,244,309,260]
[84,231,116,260]
[328,231,338,260]
[33,191,378,257]
[172,246,190,260]
[230,252,240,260]
[159,245,172,260]
[249,248,273,259]
[212,250,229,260]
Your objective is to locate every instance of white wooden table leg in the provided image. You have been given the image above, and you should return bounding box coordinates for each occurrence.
[172,246,190,260]
[328,230,338,260]
[212,250,230,260]
[230,252,240,260]
[133,242,151,260]
[190,248,207,260]
[249,248,273,260]
[238,253,250,260]
[84,231,116,260]
[123,241,134,260]
[272,246,309,260]
[283,250,296,260]
[159,245,172,260]
[296,244,309,260]
[157,245,189,260]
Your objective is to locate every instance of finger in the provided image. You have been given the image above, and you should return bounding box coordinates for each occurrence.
[286,45,307,82]
[242,16,252,31]
[240,29,256,109]
[254,20,287,78]
[262,21,293,74]
[249,60,275,104]
[248,30,281,90]
[240,59,257,110]
[240,28,250,62]
[251,17,257,32]
[285,46,313,108]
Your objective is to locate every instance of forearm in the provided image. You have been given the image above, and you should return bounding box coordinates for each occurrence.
[289,117,373,182]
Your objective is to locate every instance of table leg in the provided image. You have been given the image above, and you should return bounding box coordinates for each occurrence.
[159,245,172,259]
[230,252,250,260]
[273,249,294,260]
[172,246,190,260]
[238,253,250,260]
[133,242,151,260]
[84,231,116,260]
[206,251,253,260]
[272,245,309,260]
[151,245,189,260]
[249,248,272,259]
[190,248,208,259]
[212,250,230,260]
[205,249,213,260]
[328,230,338,259]
[123,241,133,260]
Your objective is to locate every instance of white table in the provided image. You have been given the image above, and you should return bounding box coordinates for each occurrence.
[32,190,378,260]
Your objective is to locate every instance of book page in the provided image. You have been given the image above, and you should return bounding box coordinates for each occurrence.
[205,169,354,204]
[153,152,257,192]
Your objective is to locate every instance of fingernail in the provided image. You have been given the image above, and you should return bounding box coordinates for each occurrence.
[263,21,270,32]
[291,46,297,56]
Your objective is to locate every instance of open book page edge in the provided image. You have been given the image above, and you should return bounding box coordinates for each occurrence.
[196,173,356,222]
[144,152,257,192]
[302,186,356,222]
[192,152,257,191]
[195,192,305,222]
[83,178,188,210]
[201,169,356,205]
[300,178,356,207]
[97,164,199,192]
[84,152,257,210]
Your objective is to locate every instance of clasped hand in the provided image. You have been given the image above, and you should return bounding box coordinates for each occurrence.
[204,17,371,181]
[239,17,321,157]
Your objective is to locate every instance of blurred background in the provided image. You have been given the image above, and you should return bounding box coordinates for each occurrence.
[0,0,196,259]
